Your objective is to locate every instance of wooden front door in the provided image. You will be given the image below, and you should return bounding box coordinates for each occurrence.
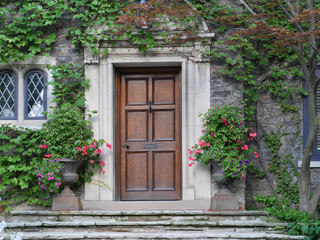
[116,68,181,201]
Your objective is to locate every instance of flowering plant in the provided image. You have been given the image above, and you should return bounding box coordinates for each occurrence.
[188,105,259,180]
[75,139,112,177]
[35,155,63,194]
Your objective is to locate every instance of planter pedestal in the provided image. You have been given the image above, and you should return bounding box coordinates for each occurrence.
[52,158,82,211]
[210,187,239,211]
[210,166,239,211]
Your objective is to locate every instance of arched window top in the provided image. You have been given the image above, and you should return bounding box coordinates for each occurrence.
[25,69,47,119]
[0,70,17,119]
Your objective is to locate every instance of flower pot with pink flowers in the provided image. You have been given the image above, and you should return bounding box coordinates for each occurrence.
[38,103,112,210]
[188,105,259,210]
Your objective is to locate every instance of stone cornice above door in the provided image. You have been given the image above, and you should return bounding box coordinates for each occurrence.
[84,32,214,65]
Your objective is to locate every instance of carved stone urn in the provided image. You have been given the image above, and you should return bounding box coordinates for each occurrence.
[210,161,239,211]
[52,158,82,211]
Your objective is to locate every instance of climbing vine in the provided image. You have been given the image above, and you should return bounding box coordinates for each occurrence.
[0,124,52,212]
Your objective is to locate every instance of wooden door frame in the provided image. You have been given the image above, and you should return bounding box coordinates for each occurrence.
[115,66,182,201]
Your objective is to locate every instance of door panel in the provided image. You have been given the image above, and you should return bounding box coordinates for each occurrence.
[153,151,176,190]
[153,110,175,141]
[126,78,148,105]
[126,152,148,191]
[153,78,175,105]
[126,110,148,141]
[117,68,181,201]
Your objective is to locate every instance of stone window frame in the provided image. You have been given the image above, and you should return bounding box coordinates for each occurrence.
[0,56,56,128]
[0,70,18,120]
[302,65,320,166]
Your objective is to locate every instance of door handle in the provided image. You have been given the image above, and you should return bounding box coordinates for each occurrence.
[149,100,152,113]
[122,144,130,149]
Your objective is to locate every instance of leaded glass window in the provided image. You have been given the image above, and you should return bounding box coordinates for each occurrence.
[0,70,17,119]
[25,70,47,119]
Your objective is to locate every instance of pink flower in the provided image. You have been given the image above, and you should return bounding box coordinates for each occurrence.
[101,169,106,175]
[89,160,94,164]
[195,149,201,155]
[106,143,112,149]
[44,154,53,158]
[254,152,259,158]
[40,144,48,149]
[211,133,214,137]
[189,157,196,161]
[99,160,105,166]
[249,132,257,137]
[188,149,193,154]
[198,141,204,145]
[236,139,242,144]
[188,162,195,167]
[96,148,102,155]
[222,118,227,125]
[81,151,88,156]
[241,145,248,150]
[77,147,82,151]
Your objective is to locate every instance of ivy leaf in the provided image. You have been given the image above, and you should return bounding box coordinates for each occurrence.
[45,33,56,45]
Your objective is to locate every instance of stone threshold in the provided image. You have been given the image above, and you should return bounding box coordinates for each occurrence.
[82,200,212,210]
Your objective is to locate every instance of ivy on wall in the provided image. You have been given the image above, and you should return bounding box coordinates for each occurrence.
[0,124,52,211]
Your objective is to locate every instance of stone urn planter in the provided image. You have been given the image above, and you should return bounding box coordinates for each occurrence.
[52,158,82,211]
[210,162,239,211]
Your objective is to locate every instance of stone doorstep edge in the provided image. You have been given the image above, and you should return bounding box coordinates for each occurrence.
[0,231,306,239]
[9,210,269,217]
[5,220,288,228]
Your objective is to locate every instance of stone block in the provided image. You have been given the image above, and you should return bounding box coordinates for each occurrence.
[52,195,82,211]
[211,193,239,211]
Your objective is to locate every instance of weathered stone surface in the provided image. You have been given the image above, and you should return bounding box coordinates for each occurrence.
[0,231,306,239]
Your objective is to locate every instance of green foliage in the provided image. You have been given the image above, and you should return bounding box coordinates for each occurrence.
[46,63,89,107]
[254,125,315,238]
[41,102,93,159]
[0,0,66,63]
[0,0,202,63]
[0,124,54,211]
[288,221,320,240]
[67,0,125,54]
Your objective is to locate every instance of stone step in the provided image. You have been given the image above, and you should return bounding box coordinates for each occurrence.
[5,220,287,228]
[2,210,305,239]
[0,231,305,240]
[10,210,272,223]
